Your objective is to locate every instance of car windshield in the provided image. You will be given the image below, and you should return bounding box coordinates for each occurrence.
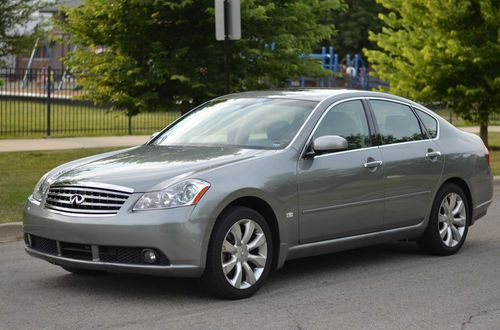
[152,98,318,149]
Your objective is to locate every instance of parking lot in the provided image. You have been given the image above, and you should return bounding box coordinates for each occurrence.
[1,185,498,329]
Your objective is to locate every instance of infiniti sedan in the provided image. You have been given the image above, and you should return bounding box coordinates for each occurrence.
[24,90,493,299]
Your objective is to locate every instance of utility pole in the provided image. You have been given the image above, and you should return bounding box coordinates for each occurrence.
[215,0,241,94]
[223,0,231,94]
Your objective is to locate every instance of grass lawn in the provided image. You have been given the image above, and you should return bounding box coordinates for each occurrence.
[432,108,500,127]
[0,100,180,138]
[0,147,121,224]
[0,134,499,224]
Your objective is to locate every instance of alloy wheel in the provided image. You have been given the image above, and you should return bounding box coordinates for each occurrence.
[221,219,268,289]
[438,192,467,247]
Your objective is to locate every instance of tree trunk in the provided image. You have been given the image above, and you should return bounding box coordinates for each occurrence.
[480,122,488,148]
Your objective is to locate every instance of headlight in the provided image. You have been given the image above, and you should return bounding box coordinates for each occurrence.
[133,179,210,211]
[32,173,51,202]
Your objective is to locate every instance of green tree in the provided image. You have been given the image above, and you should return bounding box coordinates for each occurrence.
[59,0,344,115]
[365,0,500,146]
[326,0,384,55]
[0,0,47,67]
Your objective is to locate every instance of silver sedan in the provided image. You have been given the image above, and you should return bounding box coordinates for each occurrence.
[23,90,493,299]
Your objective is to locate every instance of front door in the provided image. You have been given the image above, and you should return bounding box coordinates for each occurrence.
[298,100,385,243]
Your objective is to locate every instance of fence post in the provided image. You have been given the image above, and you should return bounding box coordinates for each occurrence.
[128,113,132,135]
[47,66,52,136]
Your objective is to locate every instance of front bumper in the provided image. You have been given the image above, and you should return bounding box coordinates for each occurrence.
[23,194,211,277]
[24,246,202,277]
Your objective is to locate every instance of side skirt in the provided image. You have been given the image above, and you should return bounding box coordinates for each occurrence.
[285,220,427,262]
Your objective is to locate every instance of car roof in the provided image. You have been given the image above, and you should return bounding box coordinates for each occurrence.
[226,89,419,105]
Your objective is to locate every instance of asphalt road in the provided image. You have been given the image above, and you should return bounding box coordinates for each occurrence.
[1,187,499,330]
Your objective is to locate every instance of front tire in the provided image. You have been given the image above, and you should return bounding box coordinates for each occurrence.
[202,206,273,299]
[418,183,469,255]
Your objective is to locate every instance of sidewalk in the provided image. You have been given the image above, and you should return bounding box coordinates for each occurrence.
[460,126,500,133]
[0,126,498,153]
[0,135,150,153]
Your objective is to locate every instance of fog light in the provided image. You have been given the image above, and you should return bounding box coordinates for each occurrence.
[142,249,157,264]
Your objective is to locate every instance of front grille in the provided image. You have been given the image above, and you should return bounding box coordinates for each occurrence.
[30,235,58,255]
[44,185,132,216]
[100,246,170,265]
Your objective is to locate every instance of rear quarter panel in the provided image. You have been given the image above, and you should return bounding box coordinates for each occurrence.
[434,118,493,217]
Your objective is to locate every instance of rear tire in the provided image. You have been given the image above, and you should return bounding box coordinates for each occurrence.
[418,183,469,255]
[61,266,106,276]
[201,206,273,299]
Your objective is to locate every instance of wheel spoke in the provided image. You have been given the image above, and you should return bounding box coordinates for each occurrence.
[448,193,457,210]
[450,225,462,242]
[444,226,453,246]
[248,233,266,250]
[439,223,449,239]
[223,240,237,254]
[438,213,448,223]
[241,220,255,244]
[230,262,243,288]
[442,200,451,214]
[242,261,256,285]
[230,224,242,243]
[248,253,266,268]
[452,200,464,216]
[223,256,237,275]
[453,216,466,227]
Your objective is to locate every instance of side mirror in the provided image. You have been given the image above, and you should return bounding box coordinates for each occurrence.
[309,135,348,156]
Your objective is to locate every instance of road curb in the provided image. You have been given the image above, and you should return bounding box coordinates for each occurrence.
[0,222,23,243]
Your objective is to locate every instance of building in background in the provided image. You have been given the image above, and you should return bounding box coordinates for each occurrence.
[13,0,81,71]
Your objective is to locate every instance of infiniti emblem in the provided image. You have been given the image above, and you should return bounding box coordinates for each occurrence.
[70,194,85,205]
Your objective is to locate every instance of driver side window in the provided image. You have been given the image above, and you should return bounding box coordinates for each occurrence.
[313,100,371,150]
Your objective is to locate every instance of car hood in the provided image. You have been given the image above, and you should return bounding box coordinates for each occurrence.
[50,145,270,192]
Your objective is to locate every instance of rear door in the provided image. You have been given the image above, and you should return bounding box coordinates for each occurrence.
[368,99,444,229]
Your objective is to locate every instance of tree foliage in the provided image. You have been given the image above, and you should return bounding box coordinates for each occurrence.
[326,0,384,55]
[365,0,500,145]
[0,0,47,66]
[59,0,344,115]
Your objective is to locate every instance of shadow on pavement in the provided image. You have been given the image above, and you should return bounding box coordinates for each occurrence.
[32,241,430,301]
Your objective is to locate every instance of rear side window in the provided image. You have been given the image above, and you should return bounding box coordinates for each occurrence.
[313,100,371,150]
[415,109,438,138]
[370,100,425,145]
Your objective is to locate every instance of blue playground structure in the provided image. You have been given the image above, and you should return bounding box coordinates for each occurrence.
[290,46,388,90]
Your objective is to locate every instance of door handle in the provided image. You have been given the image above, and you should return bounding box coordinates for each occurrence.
[425,150,442,158]
[363,160,383,168]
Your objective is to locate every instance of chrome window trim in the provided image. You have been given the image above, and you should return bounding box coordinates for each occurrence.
[299,97,371,159]
[378,139,433,149]
[311,146,380,159]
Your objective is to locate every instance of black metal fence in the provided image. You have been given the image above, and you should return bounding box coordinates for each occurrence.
[0,67,180,137]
